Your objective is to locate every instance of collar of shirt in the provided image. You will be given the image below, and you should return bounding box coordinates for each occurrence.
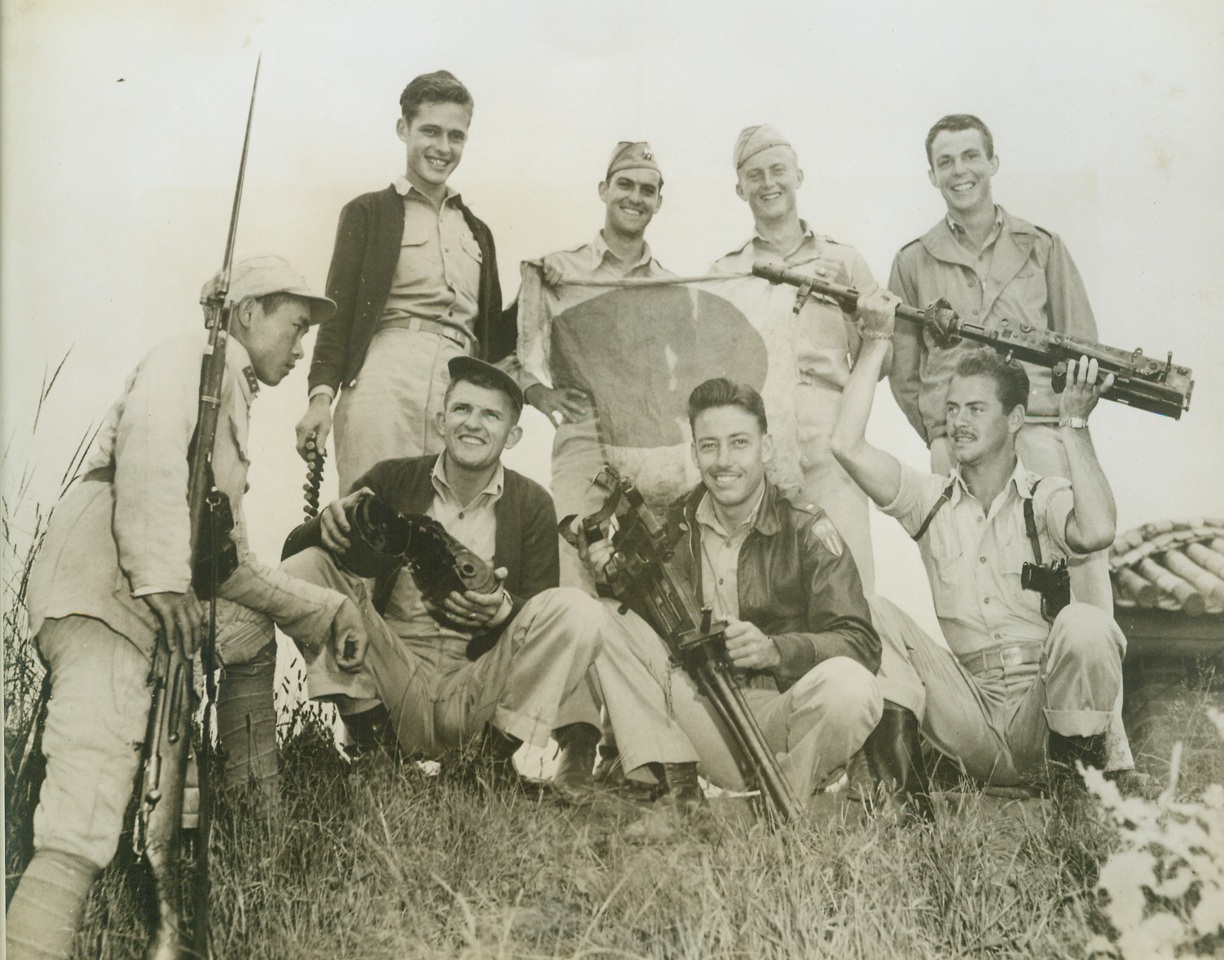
[588,230,655,273]
[392,175,461,208]
[694,485,766,540]
[430,453,505,509]
[747,218,821,256]
[949,456,1037,516]
[224,337,258,403]
[945,205,1003,246]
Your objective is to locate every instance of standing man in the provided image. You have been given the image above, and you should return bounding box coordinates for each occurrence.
[7,256,364,960]
[297,70,511,495]
[516,141,671,590]
[833,289,1133,790]
[589,378,883,808]
[274,358,607,794]
[710,125,881,593]
[888,114,1111,612]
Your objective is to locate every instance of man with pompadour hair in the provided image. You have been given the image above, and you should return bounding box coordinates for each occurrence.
[888,113,1111,611]
[297,69,511,495]
[834,284,1138,795]
[586,376,883,811]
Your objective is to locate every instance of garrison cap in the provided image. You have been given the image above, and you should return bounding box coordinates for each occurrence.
[733,124,792,170]
[605,141,663,183]
[447,356,524,416]
[206,253,336,326]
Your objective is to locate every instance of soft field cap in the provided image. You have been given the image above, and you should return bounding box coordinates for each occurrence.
[733,124,792,170]
[205,253,336,325]
[606,141,662,183]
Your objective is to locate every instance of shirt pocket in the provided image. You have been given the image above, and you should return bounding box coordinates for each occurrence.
[402,218,438,264]
[459,232,483,266]
[925,524,970,620]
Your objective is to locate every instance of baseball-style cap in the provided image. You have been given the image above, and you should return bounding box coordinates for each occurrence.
[605,141,663,184]
[203,253,336,325]
[733,124,792,170]
[448,356,524,415]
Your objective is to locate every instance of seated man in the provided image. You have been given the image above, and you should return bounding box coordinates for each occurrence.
[257,357,606,783]
[588,378,883,807]
[832,289,1130,789]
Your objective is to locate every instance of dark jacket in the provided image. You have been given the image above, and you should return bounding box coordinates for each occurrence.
[283,455,557,658]
[307,186,510,395]
[668,480,880,691]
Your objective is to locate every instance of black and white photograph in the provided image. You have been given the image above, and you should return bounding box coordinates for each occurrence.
[3,1,1222,958]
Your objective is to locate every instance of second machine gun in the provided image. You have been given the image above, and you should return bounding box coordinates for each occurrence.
[561,466,803,822]
[752,261,1194,420]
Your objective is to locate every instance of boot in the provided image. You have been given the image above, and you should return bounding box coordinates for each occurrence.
[1047,731,1107,791]
[339,703,396,758]
[551,722,600,803]
[855,703,935,823]
[650,761,705,811]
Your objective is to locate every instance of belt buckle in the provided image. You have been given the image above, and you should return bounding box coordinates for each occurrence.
[999,646,1025,668]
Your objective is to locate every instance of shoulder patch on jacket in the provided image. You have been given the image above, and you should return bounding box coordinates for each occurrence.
[809,514,844,557]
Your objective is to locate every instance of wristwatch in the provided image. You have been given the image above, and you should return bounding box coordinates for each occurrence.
[1058,417,1089,429]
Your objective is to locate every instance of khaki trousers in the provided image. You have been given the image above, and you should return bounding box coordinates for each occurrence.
[333,329,467,494]
[32,613,274,869]
[883,602,1126,785]
[268,547,604,756]
[592,600,882,797]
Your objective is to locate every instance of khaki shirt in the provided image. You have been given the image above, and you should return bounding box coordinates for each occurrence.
[888,206,1099,444]
[27,332,345,654]
[710,222,879,392]
[694,488,765,621]
[381,176,482,342]
[515,231,670,392]
[880,457,1077,658]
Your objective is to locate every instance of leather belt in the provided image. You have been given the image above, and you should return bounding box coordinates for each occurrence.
[958,642,1044,676]
[82,465,115,484]
[401,317,472,348]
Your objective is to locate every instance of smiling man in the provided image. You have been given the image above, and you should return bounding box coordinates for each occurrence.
[297,71,511,494]
[8,256,364,960]
[710,125,883,594]
[270,357,608,792]
[888,115,1111,613]
[587,378,882,810]
[515,142,672,587]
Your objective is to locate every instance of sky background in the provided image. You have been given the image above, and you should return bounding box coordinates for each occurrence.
[3,0,1222,645]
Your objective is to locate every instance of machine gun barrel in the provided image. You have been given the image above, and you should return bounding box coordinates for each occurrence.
[752,260,1194,419]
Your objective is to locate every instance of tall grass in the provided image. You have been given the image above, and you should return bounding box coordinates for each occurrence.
[3,355,96,904]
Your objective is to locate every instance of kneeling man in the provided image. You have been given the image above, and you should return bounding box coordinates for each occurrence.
[832,291,1129,788]
[590,378,882,806]
[262,357,606,775]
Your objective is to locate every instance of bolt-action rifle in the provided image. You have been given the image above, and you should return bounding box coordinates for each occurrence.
[560,466,803,822]
[133,59,260,960]
[752,261,1194,420]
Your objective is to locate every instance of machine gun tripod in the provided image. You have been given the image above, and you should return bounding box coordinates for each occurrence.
[561,466,803,822]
